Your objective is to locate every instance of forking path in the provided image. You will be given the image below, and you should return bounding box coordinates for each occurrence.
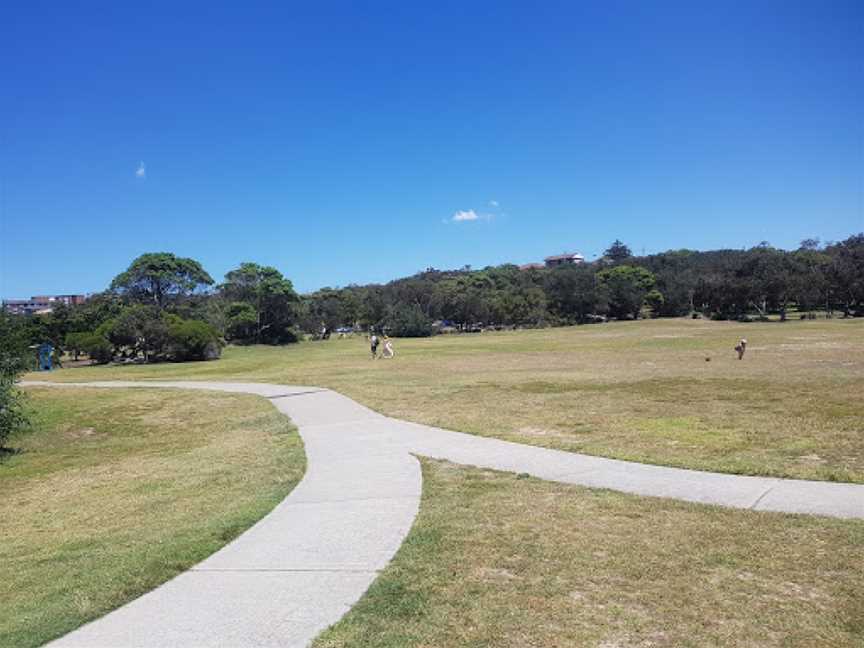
[22,380,864,648]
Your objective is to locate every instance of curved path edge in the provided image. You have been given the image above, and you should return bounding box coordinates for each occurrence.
[21,380,864,648]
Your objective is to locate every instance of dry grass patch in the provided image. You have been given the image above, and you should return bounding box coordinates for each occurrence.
[30,318,864,481]
[314,460,864,648]
[0,387,304,648]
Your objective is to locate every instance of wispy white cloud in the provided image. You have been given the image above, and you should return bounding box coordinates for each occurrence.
[135,161,146,179]
[452,209,480,222]
[488,200,499,207]
[450,208,494,224]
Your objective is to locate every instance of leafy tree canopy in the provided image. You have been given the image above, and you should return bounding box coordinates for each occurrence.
[604,239,633,263]
[598,265,656,319]
[111,253,214,309]
[220,263,300,343]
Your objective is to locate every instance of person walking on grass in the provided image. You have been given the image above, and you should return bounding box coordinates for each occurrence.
[734,338,747,360]
[382,335,395,359]
[370,331,380,359]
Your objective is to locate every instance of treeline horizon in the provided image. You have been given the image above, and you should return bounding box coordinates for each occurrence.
[301,233,864,329]
[4,232,863,364]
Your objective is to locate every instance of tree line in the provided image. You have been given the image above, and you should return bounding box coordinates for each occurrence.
[4,234,863,369]
[301,233,863,331]
[14,255,305,365]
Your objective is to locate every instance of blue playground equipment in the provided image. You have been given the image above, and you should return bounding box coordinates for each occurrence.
[38,343,54,371]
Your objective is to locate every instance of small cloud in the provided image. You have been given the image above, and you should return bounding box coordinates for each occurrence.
[135,161,146,179]
[448,208,494,225]
[453,209,480,222]
[489,200,499,207]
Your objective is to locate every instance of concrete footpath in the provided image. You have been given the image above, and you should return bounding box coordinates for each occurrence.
[22,380,864,648]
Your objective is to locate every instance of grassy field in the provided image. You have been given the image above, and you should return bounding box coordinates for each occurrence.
[31,318,864,482]
[0,387,305,648]
[314,459,864,648]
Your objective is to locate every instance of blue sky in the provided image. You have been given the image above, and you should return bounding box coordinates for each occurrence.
[2,1,862,298]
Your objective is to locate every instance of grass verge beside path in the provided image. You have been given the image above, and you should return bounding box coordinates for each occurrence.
[315,459,864,648]
[0,387,305,648]
[27,318,864,482]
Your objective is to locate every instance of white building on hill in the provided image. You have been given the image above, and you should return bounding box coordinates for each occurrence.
[544,252,585,267]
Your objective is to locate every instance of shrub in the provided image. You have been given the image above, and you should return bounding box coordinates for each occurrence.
[0,313,31,449]
[0,377,27,450]
[69,313,222,364]
[167,318,223,361]
[284,327,304,344]
[82,333,114,364]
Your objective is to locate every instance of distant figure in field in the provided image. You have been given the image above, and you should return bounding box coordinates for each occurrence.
[370,333,380,359]
[382,336,395,359]
[734,338,747,360]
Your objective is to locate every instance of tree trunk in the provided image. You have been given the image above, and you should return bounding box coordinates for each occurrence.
[151,279,163,309]
[750,299,767,319]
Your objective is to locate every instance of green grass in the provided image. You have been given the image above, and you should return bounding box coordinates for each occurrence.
[30,317,864,481]
[314,459,864,648]
[0,387,305,648]
[9,320,864,646]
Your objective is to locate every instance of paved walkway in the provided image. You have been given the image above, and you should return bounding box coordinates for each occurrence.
[22,380,864,648]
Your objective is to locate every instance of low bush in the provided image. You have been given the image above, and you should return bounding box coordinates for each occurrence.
[66,311,222,364]
[82,333,114,364]
[166,318,223,361]
[0,313,31,449]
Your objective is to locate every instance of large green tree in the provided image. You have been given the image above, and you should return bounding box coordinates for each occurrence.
[826,233,864,316]
[604,239,633,263]
[544,265,608,323]
[220,263,300,343]
[638,250,698,316]
[104,305,170,361]
[597,265,656,319]
[792,247,831,314]
[432,273,493,328]
[385,303,434,337]
[739,245,796,320]
[110,253,214,309]
[300,287,364,332]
